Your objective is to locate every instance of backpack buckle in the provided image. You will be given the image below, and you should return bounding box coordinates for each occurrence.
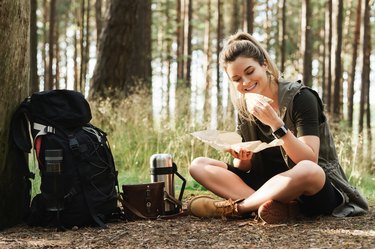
[69,137,80,152]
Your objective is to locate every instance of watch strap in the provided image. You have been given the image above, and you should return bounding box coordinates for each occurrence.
[272,124,288,139]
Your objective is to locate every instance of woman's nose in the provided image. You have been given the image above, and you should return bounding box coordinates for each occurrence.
[242,76,251,85]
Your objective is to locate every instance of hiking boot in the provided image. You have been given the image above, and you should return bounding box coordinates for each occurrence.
[258,200,300,224]
[187,195,243,218]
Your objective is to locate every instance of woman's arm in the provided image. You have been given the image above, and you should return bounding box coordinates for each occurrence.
[251,97,320,164]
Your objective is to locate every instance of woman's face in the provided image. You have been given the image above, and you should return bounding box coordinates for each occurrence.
[226,56,269,95]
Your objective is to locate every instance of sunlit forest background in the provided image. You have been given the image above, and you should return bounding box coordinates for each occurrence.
[20,0,375,195]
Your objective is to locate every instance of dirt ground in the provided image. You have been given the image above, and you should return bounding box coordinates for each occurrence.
[1,199,374,249]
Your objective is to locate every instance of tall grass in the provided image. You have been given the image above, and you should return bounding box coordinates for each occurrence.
[88,91,374,199]
[90,90,232,190]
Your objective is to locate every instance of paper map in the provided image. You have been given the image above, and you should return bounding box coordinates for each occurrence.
[191,129,283,153]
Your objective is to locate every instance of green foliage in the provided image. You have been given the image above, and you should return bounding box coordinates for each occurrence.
[89,91,374,200]
[90,90,232,190]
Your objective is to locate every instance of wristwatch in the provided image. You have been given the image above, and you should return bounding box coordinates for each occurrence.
[272,124,288,139]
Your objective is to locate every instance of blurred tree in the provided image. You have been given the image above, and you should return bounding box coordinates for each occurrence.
[30,0,39,94]
[348,0,362,128]
[277,0,286,73]
[332,0,343,121]
[183,0,192,88]
[90,0,152,98]
[45,0,56,90]
[0,0,30,230]
[301,0,312,87]
[323,0,332,111]
[358,0,371,134]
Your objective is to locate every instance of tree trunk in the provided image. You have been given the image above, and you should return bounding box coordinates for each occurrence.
[332,0,343,121]
[204,0,212,120]
[348,0,362,127]
[301,0,313,87]
[79,0,85,92]
[46,0,56,90]
[29,0,39,94]
[359,0,371,133]
[95,0,102,48]
[323,0,332,112]
[230,0,240,35]
[183,0,192,88]
[278,0,286,73]
[176,0,185,86]
[216,0,223,126]
[0,0,30,230]
[42,0,48,90]
[90,0,152,98]
[246,0,254,34]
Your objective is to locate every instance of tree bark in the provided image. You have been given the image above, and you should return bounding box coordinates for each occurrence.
[323,0,332,112]
[46,0,56,90]
[203,0,212,120]
[332,0,343,120]
[90,0,152,98]
[95,0,102,48]
[29,0,39,94]
[278,0,286,73]
[246,0,254,34]
[359,0,371,133]
[230,0,240,35]
[176,0,185,86]
[183,0,192,88]
[0,0,30,230]
[348,0,362,127]
[301,0,313,87]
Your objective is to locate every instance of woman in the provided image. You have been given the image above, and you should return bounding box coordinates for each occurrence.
[188,32,368,224]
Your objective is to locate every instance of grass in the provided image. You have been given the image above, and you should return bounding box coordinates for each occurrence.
[30,90,374,201]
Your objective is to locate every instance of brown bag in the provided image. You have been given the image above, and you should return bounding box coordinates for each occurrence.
[120,182,165,219]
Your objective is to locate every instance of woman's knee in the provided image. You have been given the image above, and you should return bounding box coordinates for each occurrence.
[189,157,210,176]
[189,157,226,177]
[294,160,325,193]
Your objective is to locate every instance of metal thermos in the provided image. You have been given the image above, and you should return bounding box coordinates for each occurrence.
[150,154,186,215]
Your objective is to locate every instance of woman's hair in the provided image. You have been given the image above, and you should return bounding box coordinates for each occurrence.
[220,31,280,122]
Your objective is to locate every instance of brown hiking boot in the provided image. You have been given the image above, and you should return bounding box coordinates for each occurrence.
[258,200,300,224]
[187,195,242,218]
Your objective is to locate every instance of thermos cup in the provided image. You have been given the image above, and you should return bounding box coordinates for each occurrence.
[150,154,186,215]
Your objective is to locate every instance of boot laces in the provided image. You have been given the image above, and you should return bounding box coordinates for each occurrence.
[214,199,237,216]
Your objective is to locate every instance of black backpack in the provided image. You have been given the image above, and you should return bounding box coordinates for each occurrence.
[11,89,120,229]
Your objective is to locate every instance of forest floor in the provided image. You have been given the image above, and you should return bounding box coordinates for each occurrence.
[0,195,374,249]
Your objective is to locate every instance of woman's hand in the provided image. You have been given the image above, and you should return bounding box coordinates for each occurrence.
[226,148,253,161]
[250,99,283,131]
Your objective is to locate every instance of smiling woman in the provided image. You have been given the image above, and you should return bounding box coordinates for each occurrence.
[187,31,368,224]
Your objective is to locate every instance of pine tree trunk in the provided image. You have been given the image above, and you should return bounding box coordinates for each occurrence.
[0,0,30,230]
[176,0,185,86]
[301,0,313,87]
[278,0,286,73]
[359,0,371,133]
[95,0,102,48]
[348,0,362,127]
[29,0,39,94]
[46,0,56,90]
[183,0,192,88]
[332,0,343,120]
[90,0,152,98]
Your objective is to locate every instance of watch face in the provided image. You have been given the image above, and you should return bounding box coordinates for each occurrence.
[273,125,287,139]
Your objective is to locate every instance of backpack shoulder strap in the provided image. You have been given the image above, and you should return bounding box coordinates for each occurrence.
[10,98,34,180]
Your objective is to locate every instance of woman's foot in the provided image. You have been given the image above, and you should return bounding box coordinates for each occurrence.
[187,195,243,218]
[258,200,300,224]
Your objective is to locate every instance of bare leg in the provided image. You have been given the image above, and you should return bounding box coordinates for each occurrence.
[237,160,326,213]
[190,158,326,215]
[189,157,255,200]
